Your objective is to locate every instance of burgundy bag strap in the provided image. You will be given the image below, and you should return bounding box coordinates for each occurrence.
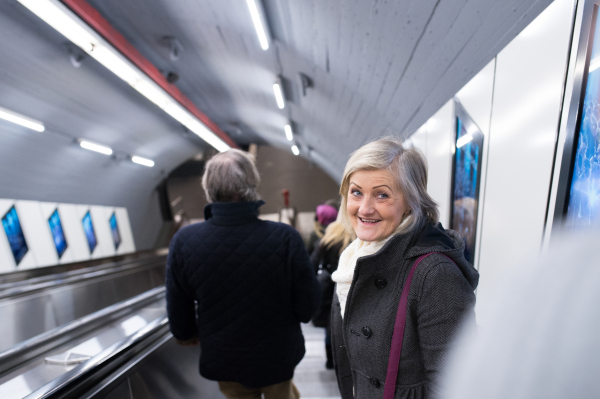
[383,252,454,399]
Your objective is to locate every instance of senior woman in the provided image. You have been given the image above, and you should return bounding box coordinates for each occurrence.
[330,138,479,399]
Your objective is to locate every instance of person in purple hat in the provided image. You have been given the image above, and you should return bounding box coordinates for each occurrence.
[307,202,339,255]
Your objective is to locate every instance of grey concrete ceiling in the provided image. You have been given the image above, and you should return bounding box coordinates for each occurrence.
[83,0,554,178]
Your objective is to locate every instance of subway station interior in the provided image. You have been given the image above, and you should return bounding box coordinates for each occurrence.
[1,0,600,397]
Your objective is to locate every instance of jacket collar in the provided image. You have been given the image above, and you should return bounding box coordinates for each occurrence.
[204,200,265,226]
[355,219,478,289]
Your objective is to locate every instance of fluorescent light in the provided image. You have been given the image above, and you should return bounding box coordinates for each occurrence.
[17,0,231,153]
[590,56,600,73]
[164,102,193,125]
[133,80,169,108]
[90,45,139,86]
[284,124,293,141]
[0,106,45,132]
[185,119,230,152]
[80,140,113,155]
[246,0,269,50]
[17,0,97,52]
[291,145,299,156]
[456,134,473,149]
[273,83,285,109]
[131,156,154,167]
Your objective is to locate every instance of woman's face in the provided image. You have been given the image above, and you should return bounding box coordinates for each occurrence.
[347,169,408,242]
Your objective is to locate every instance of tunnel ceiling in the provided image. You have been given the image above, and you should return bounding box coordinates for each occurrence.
[1,0,554,181]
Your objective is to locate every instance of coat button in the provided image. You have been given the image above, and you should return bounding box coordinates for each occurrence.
[369,377,381,388]
[374,277,387,289]
[361,326,372,338]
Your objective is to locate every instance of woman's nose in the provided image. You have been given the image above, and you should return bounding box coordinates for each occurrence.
[359,197,375,214]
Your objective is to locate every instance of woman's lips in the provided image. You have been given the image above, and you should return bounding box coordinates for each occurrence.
[358,217,380,224]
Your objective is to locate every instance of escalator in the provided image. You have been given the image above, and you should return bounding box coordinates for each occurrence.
[0,252,223,399]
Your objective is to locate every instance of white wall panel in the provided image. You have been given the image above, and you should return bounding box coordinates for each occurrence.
[58,203,89,263]
[14,201,55,268]
[425,100,454,227]
[408,126,427,154]
[0,199,19,272]
[475,0,575,326]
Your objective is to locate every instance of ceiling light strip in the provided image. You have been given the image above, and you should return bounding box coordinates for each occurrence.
[0,106,45,132]
[19,0,236,151]
[131,156,154,167]
[246,0,269,50]
[79,140,112,155]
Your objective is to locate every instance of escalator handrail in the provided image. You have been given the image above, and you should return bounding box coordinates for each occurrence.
[0,257,166,301]
[0,287,166,374]
[0,254,164,292]
[0,249,168,286]
[24,315,170,399]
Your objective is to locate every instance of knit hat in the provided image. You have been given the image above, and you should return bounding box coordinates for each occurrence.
[316,204,338,227]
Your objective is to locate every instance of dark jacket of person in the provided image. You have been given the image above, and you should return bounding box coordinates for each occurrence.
[310,239,343,326]
[166,200,321,389]
[331,221,479,399]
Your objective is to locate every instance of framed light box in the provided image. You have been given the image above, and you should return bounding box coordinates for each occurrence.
[450,100,484,265]
[48,209,68,259]
[2,205,29,266]
[554,0,600,230]
[82,211,97,254]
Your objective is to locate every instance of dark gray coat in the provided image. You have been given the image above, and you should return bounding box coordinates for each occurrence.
[331,222,479,399]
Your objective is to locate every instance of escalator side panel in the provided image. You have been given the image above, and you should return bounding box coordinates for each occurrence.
[0,293,59,353]
[94,339,224,399]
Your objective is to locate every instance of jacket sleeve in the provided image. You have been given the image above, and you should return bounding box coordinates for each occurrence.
[290,230,322,323]
[416,258,477,397]
[331,292,354,399]
[165,233,198,341]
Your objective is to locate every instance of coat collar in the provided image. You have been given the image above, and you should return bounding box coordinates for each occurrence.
[355,219,478,289]
[204,200,265,226]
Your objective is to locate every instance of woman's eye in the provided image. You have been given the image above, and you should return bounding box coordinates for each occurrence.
[377,193,389,199]
[351,189,362,196]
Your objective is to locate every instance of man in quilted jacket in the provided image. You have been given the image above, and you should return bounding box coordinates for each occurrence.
[165,149,321,399]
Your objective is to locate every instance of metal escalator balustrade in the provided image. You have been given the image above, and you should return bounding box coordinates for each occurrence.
[0,255,167,354]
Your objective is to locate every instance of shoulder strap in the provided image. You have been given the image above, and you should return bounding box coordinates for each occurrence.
[383,252,455,399]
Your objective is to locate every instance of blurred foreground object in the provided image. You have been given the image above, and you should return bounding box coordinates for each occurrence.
[441,231,600,398]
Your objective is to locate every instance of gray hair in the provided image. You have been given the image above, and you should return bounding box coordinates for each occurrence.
[201,149,260,203]
[339,137,439,234]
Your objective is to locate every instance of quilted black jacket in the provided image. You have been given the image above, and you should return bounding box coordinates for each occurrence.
[165,201,321,388]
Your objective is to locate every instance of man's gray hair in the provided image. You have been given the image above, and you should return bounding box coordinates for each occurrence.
[202,149,261,203]
[339,137,439,234]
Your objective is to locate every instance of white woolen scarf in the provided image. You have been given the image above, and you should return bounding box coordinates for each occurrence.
[331,225,404,318]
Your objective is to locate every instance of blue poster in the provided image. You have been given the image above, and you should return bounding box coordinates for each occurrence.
[2,206,28,265]
[82,211,97,254]
[110,213,121,250]
[452,116,481,265]
[48,209,68,259]
[567,13,600,228]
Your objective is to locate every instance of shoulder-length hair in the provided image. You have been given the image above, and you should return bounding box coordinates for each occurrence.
[339,137,439,234]
[202,149,260,203]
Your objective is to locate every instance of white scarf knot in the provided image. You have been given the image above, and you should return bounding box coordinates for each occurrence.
[331,227,402,318]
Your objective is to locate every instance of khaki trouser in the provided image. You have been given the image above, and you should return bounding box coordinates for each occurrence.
[218,379,300,399]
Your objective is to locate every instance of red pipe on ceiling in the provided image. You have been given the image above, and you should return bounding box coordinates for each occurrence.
[60,0,237,149]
